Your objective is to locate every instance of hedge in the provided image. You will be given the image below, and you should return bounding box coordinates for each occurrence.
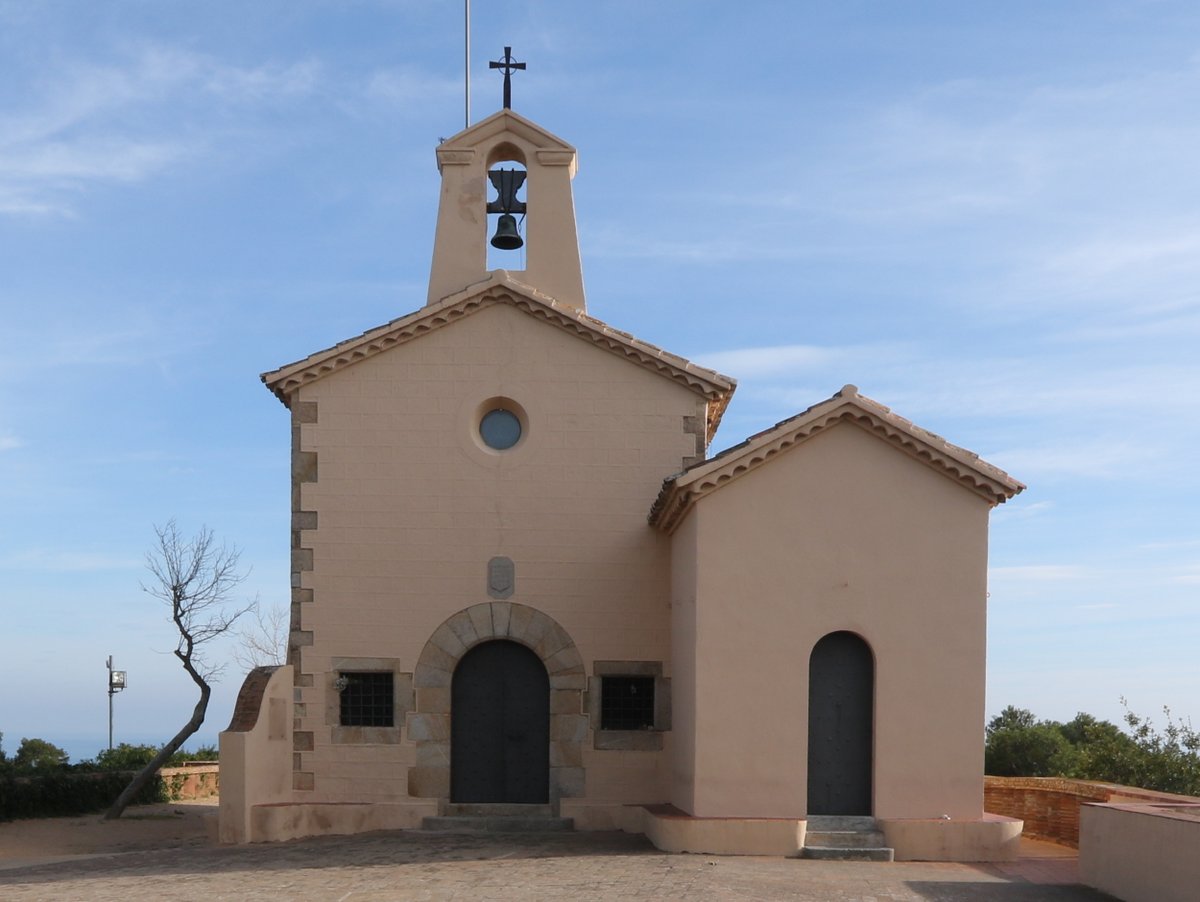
[0,770,166,821]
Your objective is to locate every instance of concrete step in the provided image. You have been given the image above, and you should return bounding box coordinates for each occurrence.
[800,845,894,862]
[801,815,893,862]
[422,815,573,834]
[804,829,887,849]
[442,803,554,818]
[806,815,877,832]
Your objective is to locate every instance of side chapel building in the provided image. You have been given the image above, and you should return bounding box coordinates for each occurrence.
[220,103,1025,860]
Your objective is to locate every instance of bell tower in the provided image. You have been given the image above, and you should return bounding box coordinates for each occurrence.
[427,108,587,312]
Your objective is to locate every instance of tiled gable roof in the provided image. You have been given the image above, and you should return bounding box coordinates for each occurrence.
[649,384,1024,532]
[262,272,737,443]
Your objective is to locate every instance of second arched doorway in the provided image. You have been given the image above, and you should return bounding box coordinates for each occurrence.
[451,639,550,804]
[807,631,874,815]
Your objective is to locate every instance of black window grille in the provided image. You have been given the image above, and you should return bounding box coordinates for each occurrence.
[600,676,655,730]
[339,672,394,727]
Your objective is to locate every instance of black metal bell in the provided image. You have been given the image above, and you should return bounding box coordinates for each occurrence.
[490,213,523,250]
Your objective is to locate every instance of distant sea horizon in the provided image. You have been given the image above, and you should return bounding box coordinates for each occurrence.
[11,731,223,766]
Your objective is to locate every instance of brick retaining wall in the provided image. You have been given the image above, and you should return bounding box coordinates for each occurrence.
[984,776,1197,847]
[160,764,219,801]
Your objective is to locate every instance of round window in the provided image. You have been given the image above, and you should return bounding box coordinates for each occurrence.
[479,408,522,450]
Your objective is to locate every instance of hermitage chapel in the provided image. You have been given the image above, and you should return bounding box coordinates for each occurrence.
[219,82,1026,860]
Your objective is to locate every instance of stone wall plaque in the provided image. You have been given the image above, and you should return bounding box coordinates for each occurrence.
[487,556,515,599]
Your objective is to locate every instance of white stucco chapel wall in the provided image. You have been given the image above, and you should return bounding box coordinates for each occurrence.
[290,300,705,808]
[671,422,991,821]
[223,105,1023,858]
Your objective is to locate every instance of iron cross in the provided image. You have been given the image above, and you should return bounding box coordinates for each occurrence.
[489,46,525,109]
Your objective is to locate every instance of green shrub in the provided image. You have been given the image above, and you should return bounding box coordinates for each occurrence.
[81,742,221,772]
[0,770,165,821]
[986,719,1079,777]
[172,743,219,763]
[10,738,69,774]
[986,702,1200,796]
[90,743,160,772]
[0,732,219,818]
[1097,702,1200,796]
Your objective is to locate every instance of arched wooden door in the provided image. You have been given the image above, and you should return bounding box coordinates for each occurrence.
[451,640,550,803]
[807,631,874,815]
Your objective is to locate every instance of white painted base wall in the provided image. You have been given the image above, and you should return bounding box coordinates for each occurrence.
[1081,802,1200,902]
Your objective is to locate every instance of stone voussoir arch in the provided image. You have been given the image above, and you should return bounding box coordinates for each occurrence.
[406,601,587,805]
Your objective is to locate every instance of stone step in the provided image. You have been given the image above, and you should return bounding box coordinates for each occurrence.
[804,829,887,849]
[801,815,893,862]
[806,815,877,832]
[800,846,894,862]
[442,803,554,818]
[422,815,574,834]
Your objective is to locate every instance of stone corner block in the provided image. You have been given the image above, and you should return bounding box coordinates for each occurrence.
[490,601,513,636]
[507,604,536,641]
[545,646,584,676]
[408,766,450,799]
[466,604,494,640]
[550,766,585,799]
[550,714,589,743]
[550,672,587,690]
[406,712,450,742]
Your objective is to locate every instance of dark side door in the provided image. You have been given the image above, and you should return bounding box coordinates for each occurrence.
[807,631,874,815]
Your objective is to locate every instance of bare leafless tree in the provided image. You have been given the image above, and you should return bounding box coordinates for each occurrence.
[232,599,288,671]
[105,520,251,819]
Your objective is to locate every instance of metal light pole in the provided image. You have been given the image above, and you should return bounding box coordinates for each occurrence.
[465,0,471,128]
[106,656,127,751]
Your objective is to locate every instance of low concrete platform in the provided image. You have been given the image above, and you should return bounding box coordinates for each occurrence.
[0,825,1108,901]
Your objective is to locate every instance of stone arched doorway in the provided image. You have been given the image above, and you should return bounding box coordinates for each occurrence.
[451,640,550,803]
[807,631,874,815]
[407,602,586,807]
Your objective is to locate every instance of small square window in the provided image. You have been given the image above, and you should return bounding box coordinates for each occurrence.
[600,675,656,730]
[339,672,394,727]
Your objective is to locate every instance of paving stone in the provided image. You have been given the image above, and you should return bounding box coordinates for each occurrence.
[0,830,1108,901]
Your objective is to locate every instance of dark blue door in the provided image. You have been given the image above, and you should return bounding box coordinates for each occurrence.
[807,631,873,815]
[451,640,550,803]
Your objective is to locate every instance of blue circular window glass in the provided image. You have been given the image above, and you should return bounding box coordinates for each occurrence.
[480,408,522,450]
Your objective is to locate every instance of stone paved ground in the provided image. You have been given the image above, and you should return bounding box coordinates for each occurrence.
[0,828,1115,902]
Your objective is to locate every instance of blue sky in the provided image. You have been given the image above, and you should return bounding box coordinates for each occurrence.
[1,1,1197,763]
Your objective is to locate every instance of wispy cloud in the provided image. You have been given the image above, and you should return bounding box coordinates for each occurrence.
[990,564,1094,582]
[982,441,1146,481]
[365,67,460,105]
[851,60,1198,227]
[0,44,322,218]
[1053,304,1200,343]
[1139,537,1200,551]
[992,500,1054,522]
[107,449,177,463]
[2,139,182,183]
[1044,229,1200,284]
[0,432,23,452]
[201,57,321,102]
[683,53,1200,332]
[0,325,164,381]
[1171,566,1200,586]
[0,549,141,572]
[700,339,1200,423]
[1021,226,1200,325]
[585,225,823,264]
[696,343,910,379]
